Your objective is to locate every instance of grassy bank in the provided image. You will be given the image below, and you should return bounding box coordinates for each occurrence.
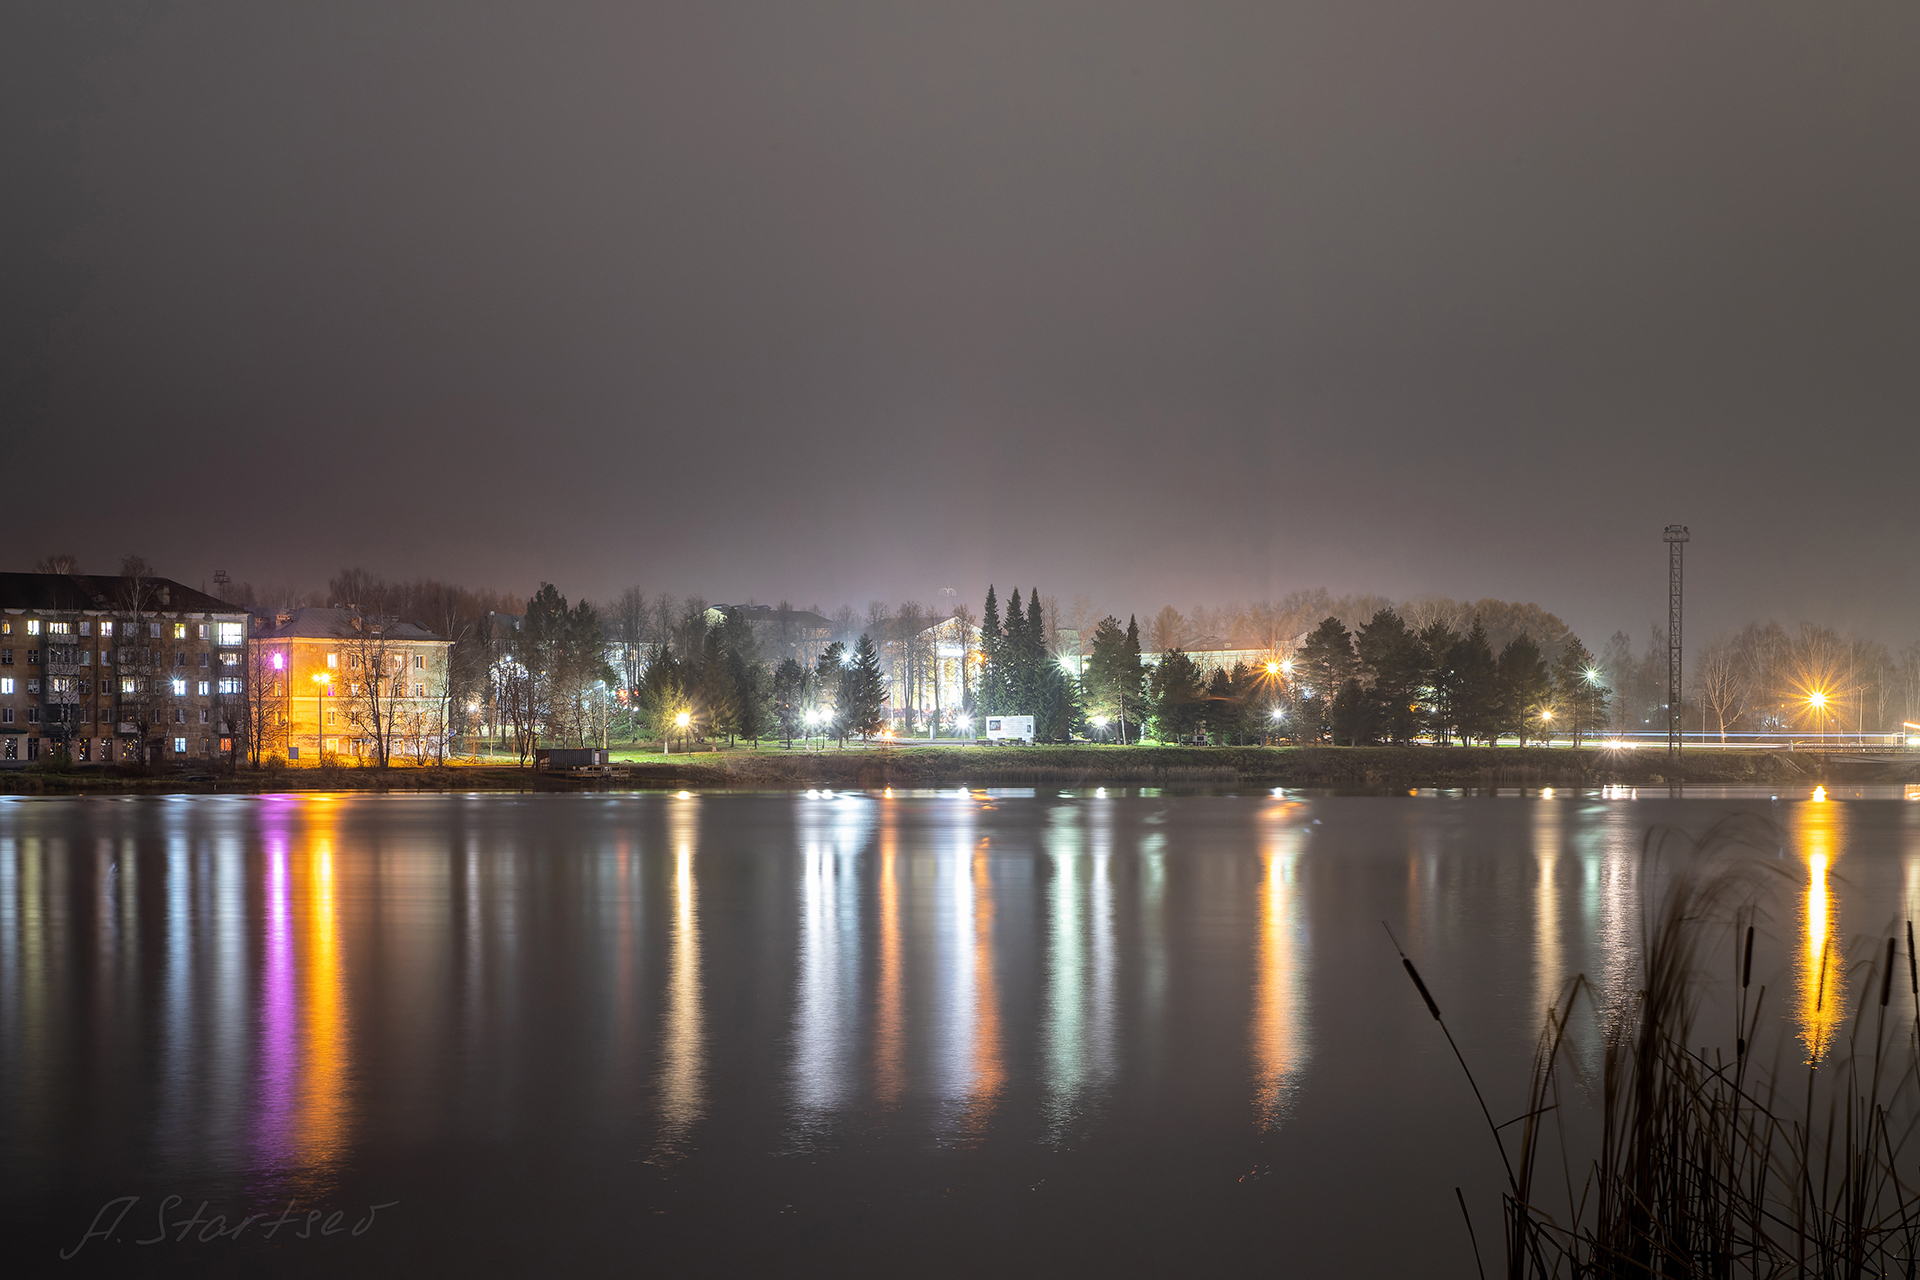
[2,743,1912,796]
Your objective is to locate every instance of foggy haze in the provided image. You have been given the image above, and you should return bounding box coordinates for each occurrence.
[5,2,1916,649]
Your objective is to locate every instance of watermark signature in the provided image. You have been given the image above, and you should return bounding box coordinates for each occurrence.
[59,1196,398,1259]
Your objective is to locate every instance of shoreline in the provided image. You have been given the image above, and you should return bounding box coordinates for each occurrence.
[2,745,1913,796]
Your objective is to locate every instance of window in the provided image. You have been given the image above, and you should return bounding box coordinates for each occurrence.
[173,737,186,754]
[173,709,186,724]
[197,624,209,639]
[26,620,41,635]
[170,678,187,697]
[414,653,426,669]
[26,736,37,759]
[78,679,90,695]
[1,737,11,758]
[326,653,338,669]
[349,654,362,669]
[51,677,71,694]
[326,710,337,725]
[414,684,425,698]
[199,709,209,724]
[1,709,10,724]
[1,649,10,665]
[218,678,241,695]
[271,652,285,670]
[48,621,70,635]
[79,621,91,636]
[216,622,243,646]
[26,679,39,695]
[219,737,232,753]
[148,622,160,638]
[0,678,10,695]
[0,621,8,634]
[27,650,38,665]
[199,652,209,668]
[99,621,112,636]
[99,649,111,666]
[27,708,40,724]
[220,653,236,666]
[197,681,210,696]
[174,652,186,668]
[121,678,136,695]
[173,623,186,639]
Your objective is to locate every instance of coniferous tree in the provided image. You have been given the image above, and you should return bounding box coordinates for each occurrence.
[1415,620,1459,742]
[1003,588,1028,711]
[1204,667,1237,743]
[1550,636,1609,745]
[1122,616,1146,743]
[772,657,807,747]
[1297,617,1356,743]
[978,586,1004,715]
[842,632,887,741]
[1448,617,1500,744]
[815,642,847,745]
[1496,635,1553,743]
[1356,608,1426,745]
[1148,648,1206,742]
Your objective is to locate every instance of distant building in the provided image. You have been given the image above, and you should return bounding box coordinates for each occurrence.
[705,604,837,667]
[1142,636,1295,678]
[878,613,982,730]
[0,572,249,767]
[249,608,452,765]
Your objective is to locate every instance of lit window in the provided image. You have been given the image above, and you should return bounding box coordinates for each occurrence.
[26,621,41,635]
[326,653,338,669]
[48,621,70,635]
[121,678,136,694]
[218,678,241,695]
[27,679,40,694]
[197,681,210,696]
[173,623,186,639]
[326,710,337,725]
[216,622,243,646]
[220,653,237,666]
[0,621,8,634]
[0,678,9,695]
[170,678,187,696]
[271,652,284,670]
[173,737,186,753]
[100,622,112,636]
[198,624,208,639]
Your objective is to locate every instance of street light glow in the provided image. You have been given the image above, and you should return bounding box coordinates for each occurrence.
[675,711,691,728]
[1265,661,1279,675]
[1807,691,1828,710]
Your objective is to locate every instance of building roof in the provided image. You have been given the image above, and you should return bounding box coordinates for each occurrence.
[0,572,243,614]
[250,607,445,643]
[709,604,835,630]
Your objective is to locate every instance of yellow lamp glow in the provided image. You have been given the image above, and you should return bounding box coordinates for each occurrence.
[674,711,691,728]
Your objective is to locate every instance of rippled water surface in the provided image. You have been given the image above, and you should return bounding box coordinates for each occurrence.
[4,788,1919,1276]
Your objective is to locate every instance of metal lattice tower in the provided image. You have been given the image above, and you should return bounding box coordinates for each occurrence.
[1663,525,1688,761]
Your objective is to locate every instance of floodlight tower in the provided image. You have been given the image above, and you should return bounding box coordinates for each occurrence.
[1663,525,1689,762]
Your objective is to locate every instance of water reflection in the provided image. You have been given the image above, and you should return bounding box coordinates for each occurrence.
[1798,797,1845,1062]
[873,802,905,1107]
[1041,804,1116,1143]
[791,795,869,1134]
[655,796,705,1157]
[1251,806,1308,1129]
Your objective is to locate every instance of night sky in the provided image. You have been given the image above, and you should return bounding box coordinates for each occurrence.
[7,2,1916,647]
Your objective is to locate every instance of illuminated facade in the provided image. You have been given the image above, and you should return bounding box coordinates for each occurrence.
[0,571,249,766]
[248,608,452,765]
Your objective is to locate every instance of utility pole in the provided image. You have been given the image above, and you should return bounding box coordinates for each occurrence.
[1664,525,1689,763]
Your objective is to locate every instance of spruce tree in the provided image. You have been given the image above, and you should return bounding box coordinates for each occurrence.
[842,632,887,741]
[979,586,1003,715]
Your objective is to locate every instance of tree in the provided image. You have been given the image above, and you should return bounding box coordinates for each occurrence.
[841,633,887,741]
[1296,617,1355,743]
[112,555,166,765]
[1550,636,1608,746]
[1693,640,1746,744]
[978,586,1005,715]
[636,643,689,749]
[1147,648,1206,742]
[1083,615,1146,743]
[1356,608,1427,745]
[1495,635,1553,743]
[771,658,808,747]
[1448,618,1500,744]
[337,615,409,766]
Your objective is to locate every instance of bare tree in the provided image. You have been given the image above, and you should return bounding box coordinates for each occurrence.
[35,552,80,575]
[1694,641,1746,744]
[238,642,288,766]
[337,615,406,766]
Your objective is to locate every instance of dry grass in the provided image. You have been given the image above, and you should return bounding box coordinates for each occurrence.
[1403,816,1920,1278]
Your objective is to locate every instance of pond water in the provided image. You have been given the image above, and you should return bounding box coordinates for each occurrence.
[3,788,1918,1277]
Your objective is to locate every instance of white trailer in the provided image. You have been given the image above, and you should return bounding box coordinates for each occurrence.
[983,715,1034,743]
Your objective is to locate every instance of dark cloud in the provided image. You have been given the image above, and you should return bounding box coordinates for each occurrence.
[6,1,1916,645]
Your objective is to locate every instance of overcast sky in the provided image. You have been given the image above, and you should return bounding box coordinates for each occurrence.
[6,2,1915,647]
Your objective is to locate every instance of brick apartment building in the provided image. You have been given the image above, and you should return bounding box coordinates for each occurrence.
[249,608,452,765]
[0,572,250,766]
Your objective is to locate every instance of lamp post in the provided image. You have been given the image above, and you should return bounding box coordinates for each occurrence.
[311,671,331,766]
[675,709,691,753]
[1807,690,1828,754]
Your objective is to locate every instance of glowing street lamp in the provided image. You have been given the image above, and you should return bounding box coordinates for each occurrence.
[310,671,331,766]
[1806,690,1829,749]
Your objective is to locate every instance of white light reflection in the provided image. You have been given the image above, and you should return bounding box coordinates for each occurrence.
[655,796,705,1157]
[790,791,871,1135]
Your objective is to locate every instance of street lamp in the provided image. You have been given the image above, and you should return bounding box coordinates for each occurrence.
[311,671,331,766]
[675,709,691,753]
[1807,690,1828,751]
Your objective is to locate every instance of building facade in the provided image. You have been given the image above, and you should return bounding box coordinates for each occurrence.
[0,572,250,767]
[249,608,452,765]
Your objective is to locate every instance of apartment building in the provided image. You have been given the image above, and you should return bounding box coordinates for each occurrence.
[0,572,250,766]
[249,608,452,765]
